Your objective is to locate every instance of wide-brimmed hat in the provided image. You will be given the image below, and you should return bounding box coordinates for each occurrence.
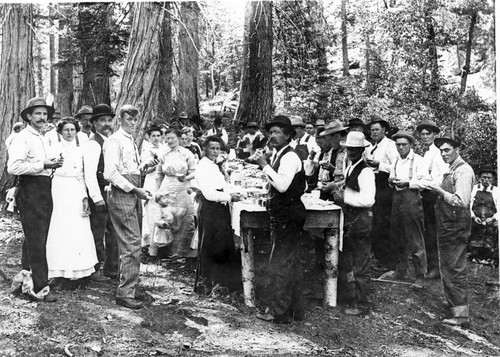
[347,118,365,128]
[340,131,370,148]
[368,114,390,131]
[434,132,466,150]
[179,111,189,119]
[416,119,440,133]
[319,120,347,137]
[91,104,115,122]
[264,115,296,137]
[391,130,416,145]
[74,105,93,119]
[290,115,306,127]
[246,121,258,128]
[20,97,55,122]
[315,119,326,127]
[477,164,496,176]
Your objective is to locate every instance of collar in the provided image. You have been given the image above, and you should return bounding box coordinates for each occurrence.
[478,183,494,192]
[398,149,415,161]
[351,157,364,169]
[274,144,291,158]
[118,127,133,139]
[448,155,465,172]
[96,132,108,141]
[27,124,43,137]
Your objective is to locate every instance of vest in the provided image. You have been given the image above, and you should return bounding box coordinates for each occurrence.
[345,160,369,192]
[88,133,109,191]
[269,146,305,213]
[295,134,311,161]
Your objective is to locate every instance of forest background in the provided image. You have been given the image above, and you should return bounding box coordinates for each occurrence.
[0,0,496,195]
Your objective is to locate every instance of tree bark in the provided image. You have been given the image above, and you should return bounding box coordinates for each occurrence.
[158,2,173,123]
[115,2,165,147]
[49,4,56,97]
[35,43,44,97]
[0,4,34,194]
[341,0,350,76]
[425,2,439,91]
[235,1,273,127]
[56,3,74,116]
[365,32,372,92]
[177,2,200,118]
[460,11,477,94]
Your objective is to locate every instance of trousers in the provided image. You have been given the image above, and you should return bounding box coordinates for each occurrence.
[371,172,394,268]
[17,175,53,293]
[421,190,439,272]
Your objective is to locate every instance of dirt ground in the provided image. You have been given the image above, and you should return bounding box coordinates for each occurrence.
[0,214,499,357]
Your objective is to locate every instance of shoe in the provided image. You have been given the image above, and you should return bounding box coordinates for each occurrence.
[425,269,440,279]
[411,277,424,290]
[442,317,469,326]
[116,297,144,309]
[91,270,110,282]
[44,291,58,303]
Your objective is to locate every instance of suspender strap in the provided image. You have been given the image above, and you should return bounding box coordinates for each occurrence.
[394,156,414,181]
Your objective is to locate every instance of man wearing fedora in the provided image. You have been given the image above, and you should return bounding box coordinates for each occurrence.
[83,104,119,282]
[8,97,64,302]
[75,105,94,137]
[290,115,320,162]
[416,119,448,279]
[104,104,156,309]
[428,133,474,326]
[331,131,375,316]
[388,130,430,289]
[469,165,498,263]
[254,115,306,323]
[366,114,398,271]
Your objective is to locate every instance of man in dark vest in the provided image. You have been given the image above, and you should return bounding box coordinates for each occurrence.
[254,115,306,324]
[83,104,119,281]
[331,131,375,316]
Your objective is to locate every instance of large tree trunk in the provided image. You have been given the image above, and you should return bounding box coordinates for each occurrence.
[235,1,273,127]
[0,4,34,194]
[158,2,173,123]
[35,43,44,97]
[177,2,200,118]
[56,3,74,116]
[115,2,165,147]
[49,4,56,97]
[460,10,477,94]
[341,0,350,76]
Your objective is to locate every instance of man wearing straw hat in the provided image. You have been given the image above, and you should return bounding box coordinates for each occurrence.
[8,97,64,302]
[331,131,375,316]
[428,132,474,326]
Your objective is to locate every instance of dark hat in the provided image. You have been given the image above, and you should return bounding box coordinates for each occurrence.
[478,164,496,176]
[434,132,466,150]
[214,116,223,126]
[347,118,365,128]
[416,119,440,133]
[190,114,203,125]
[20,97,55,122]
[319,120,347,137]
[74,105,93,119]
[368,114,390,131]
[264,115,296,137]
[90,104,115,122]
[391,130,416,145]
[246,121,258,128]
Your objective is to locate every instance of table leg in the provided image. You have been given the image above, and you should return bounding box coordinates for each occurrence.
[240,227,255,307]
[323,228,339,307]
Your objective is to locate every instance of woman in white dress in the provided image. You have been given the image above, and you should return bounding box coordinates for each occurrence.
[46,118,98,280]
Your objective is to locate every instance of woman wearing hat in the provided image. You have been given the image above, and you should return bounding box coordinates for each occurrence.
[428,134,474,326]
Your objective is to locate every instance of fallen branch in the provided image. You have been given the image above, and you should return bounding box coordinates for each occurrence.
[372,278,413,286]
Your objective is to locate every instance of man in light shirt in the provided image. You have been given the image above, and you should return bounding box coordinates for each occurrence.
[83,104,119,282]
[388,131,430,289]
[254,115,306,324]
[8,97,63,302]
[331,131,375,316]
[366,114,398,271]
[74,105,94,137]
[103,104,156,309]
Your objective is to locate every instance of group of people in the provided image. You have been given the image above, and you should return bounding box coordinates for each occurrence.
[6,97,496,327]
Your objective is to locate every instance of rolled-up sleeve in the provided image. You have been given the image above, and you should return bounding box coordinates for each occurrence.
[443,166,474,207]
[262,151,302,193]
[7,135,45,176]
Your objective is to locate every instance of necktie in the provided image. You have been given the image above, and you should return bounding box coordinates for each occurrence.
[370,143,378,156]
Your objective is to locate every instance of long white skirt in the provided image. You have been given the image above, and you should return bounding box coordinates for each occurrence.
[46,176,98,279]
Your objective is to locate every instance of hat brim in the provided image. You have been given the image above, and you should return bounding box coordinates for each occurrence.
[319,126,347,137]
[90,112,115,122]
[340,140,370,148]
[369,119,390,130]
[20,105,55,122]
[434,137,466,150]
[391,133,415,145]
[478,169,496,176]
[75,112,93,120]
[416,124,440,133]
[264,122,296,138]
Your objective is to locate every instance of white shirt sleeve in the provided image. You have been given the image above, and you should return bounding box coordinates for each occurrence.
[409,155,432,190]
[379,139,398,173]
[83,140,104,203]
[195,159,231,203]
[262,151,302,193]
[103,137,135,193]
[7,133,45,176]
[344,167,376,207]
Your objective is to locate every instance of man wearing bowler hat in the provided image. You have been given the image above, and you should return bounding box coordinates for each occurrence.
[428,132,474,326]
[388,130,430,289]
[254,115,306,323]
[416,119,448,279]
[104,104,157,309]
[8,97,64,302]
[83,104,119,282]
[366,114,398,271]
[331,131,375,316]
[469,164,498,262]
[75,105,94,137]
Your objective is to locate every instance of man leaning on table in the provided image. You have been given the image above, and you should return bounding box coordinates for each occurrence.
[330,131,375,316]
[254,115,307,324]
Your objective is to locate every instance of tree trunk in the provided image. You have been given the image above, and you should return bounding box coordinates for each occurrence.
[460,11,477,94]
[49,4,56,97]
[177,2,200,118]
[341,0,350,76]
[56,3,74,116]
[365,32,372,92]
[35,43,44,97]
[158,2,173,123]
[115,2,165,147]
[0,4,34,194]
[425,2,439,91]
[235,1,273,127]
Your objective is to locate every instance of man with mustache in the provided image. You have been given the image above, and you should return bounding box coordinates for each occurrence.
[75,105,94,137]
[83,104,119,282]
[8,97,63,302]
